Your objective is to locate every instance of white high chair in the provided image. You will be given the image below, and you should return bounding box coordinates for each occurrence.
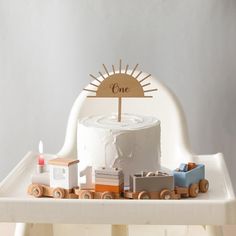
[0,73,235,236]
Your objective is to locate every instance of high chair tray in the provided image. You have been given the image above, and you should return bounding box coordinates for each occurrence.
[0,151,235,225]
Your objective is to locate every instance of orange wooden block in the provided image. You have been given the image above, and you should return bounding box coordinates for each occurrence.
[188,162,197,171]
[95,184,123,193]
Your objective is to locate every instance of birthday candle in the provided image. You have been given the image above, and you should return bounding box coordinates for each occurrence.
[37,140,45,173]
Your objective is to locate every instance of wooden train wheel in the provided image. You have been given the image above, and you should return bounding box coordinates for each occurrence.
[101,191,114,199]
[138,191,150,200]
[160,189,171,200]
[30,184,44,198]
[199,179,209,193]
[80,190,93,199]
[53,188,65,199]
[189,183,199,197]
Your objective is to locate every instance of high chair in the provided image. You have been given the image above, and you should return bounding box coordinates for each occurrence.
[0,72,235,236]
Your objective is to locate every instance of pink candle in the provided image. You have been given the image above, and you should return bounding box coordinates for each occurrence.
[37,140,45,173]
[38,155,45,166]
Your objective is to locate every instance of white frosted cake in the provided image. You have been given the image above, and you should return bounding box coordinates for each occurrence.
[77,113,161,185]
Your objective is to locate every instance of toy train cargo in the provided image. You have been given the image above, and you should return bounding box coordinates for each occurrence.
[74,167,124,199]
[28,157,209,200]
[173,163,209,198]
[125,163,209,199]
[124,171,179,200]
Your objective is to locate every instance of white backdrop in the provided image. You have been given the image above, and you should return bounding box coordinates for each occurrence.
[0,0,236,190]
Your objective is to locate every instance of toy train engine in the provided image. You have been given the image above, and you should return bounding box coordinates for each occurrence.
[124,171,180,200]
[173,163,209,198]
[28,158,80,199]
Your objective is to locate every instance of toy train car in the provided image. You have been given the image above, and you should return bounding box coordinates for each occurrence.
[124,171,179,200]
[173,163,209,198]
[28,157,209,200]
[124,163,209,200]
[74,167,124,199]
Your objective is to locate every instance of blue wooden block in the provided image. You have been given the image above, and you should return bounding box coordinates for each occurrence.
[173,164,205,187]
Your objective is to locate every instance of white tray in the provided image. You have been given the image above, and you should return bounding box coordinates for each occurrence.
[0,151,235,225]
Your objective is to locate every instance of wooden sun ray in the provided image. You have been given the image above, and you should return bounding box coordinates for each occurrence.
[119,59,122,73]
[90,82,99,88]
[112,65,116,74]
[102,64,110,76]
[99,71,106,79]
[84,88,97,93]
[130,64,138,76]
[142,83,151,88]
[144,88,158,93]
[139,74,151,83]
[125,64,129,74]
[89,74,102,83]
[135,71,142,79]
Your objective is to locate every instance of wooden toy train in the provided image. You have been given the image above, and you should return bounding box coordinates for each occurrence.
[28,157,209,200]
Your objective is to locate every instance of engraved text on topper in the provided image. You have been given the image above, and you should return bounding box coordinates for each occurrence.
[110,83,130,94]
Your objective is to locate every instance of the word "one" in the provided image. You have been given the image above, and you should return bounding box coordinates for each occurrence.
[110,83,129,94]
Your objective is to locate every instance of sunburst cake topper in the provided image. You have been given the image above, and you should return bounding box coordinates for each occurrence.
[84,60,157,122]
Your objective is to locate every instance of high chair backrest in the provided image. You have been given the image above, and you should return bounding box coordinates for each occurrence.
[58,72,196,169]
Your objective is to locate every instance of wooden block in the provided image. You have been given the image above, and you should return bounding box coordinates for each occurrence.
[149,192,160,199]
[124,191,138,199]
[92,191,121,199]
[94,192,102,199]
[95,167,123,176]
[95,184,123,193]
[67,193,78,199]
[42,185,54,197]
[175,186,188,195]
[73,188,81,195]
[171,191,181,199]
[95,177,123,185]
[48,158,79,166]
[181,193,189,198]
[188,162,197,171]
[114,192,122,199]
[95,174,122,179]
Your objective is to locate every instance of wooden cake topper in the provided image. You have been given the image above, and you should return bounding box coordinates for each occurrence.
[84,60,157,122]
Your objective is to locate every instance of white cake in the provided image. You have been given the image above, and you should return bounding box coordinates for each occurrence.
[77,113,161,185]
